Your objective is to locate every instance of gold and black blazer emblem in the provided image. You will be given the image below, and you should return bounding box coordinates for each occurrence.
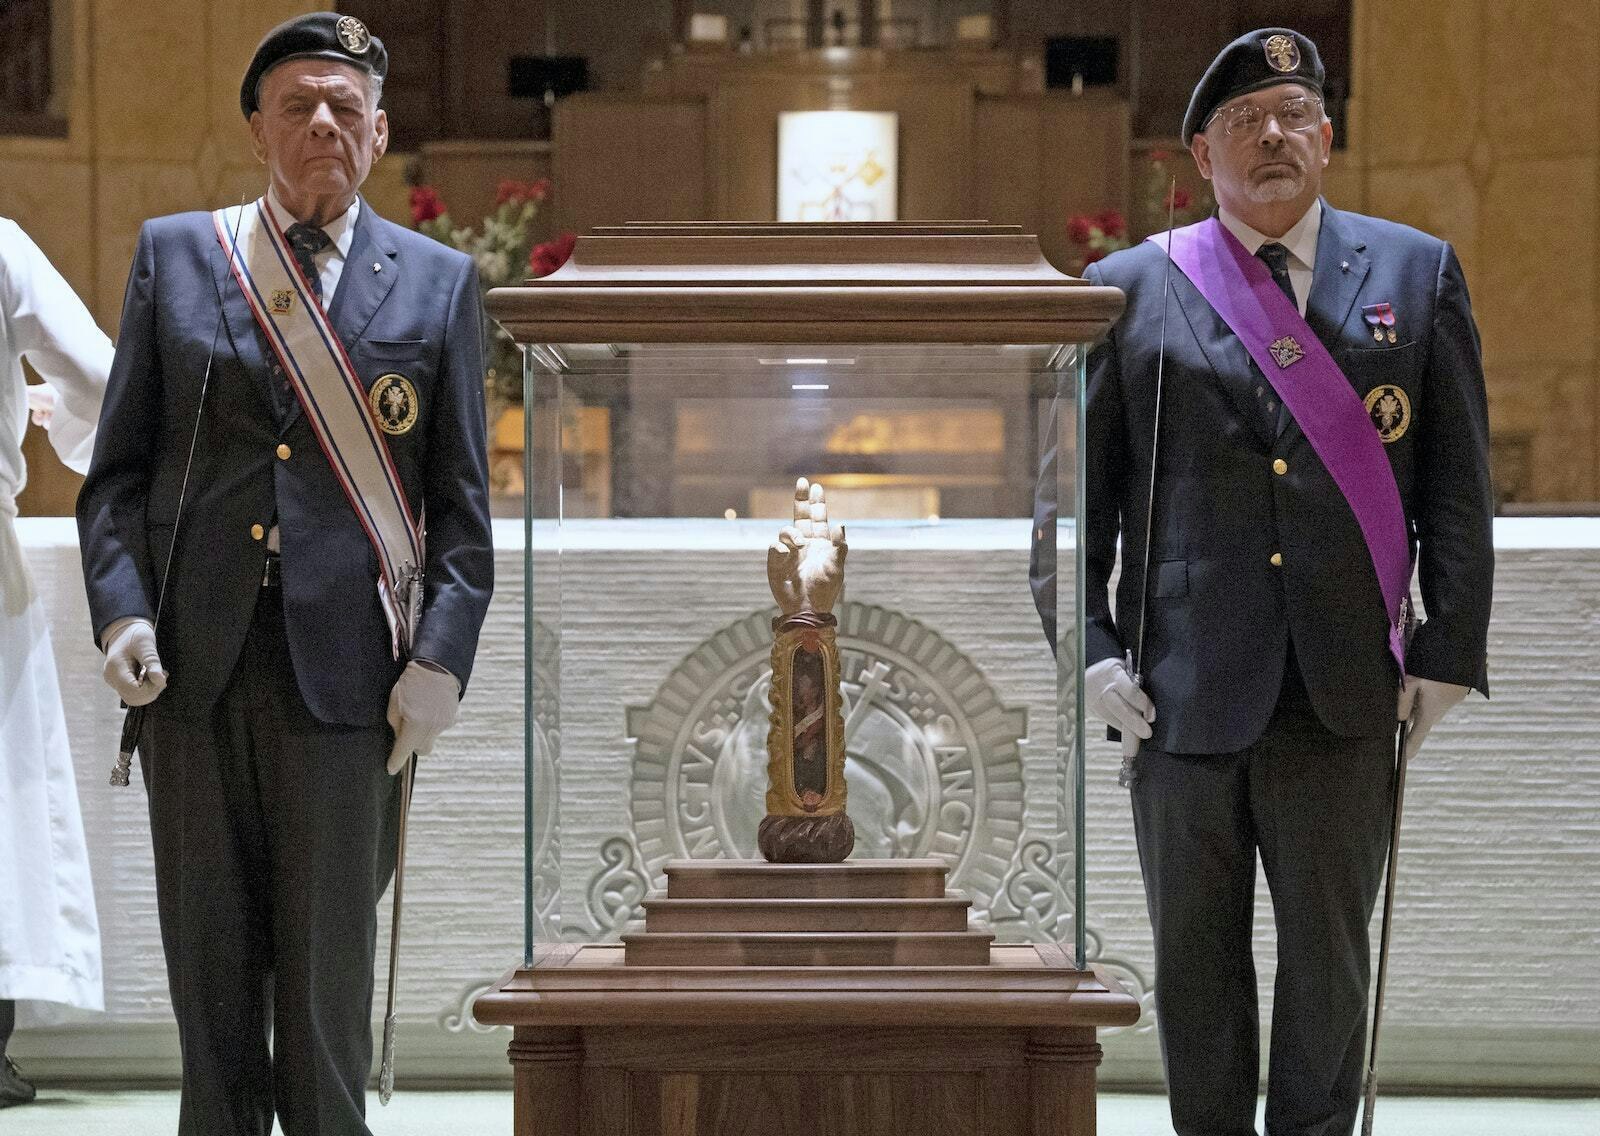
[369,373,419,436]
[1363,384,1412,443]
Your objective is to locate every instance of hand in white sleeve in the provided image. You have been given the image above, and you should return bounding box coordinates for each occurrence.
[1086,656,1156,743]
[1396,674,1469,762]
[102,617,167,706]
[386,659,462,775]
[26,382,56,428]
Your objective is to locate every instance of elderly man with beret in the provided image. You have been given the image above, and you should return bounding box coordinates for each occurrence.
[1035,26,1493,1136]
[77,12,493,1133]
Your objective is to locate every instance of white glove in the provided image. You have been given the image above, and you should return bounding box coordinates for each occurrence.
[1397,674,1469,762]
[1086,656,1155,744]
[102,617,167,707]
[26,382,57,428]
[387,659,461,775]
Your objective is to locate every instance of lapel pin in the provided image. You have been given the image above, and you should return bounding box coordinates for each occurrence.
[373,262,382,273]
[1340,260,1350,273]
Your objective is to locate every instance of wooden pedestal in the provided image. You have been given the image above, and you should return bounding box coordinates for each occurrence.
[474,861,1139,1135]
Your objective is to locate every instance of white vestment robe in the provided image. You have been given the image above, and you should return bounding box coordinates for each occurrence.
[0,218,109,1018]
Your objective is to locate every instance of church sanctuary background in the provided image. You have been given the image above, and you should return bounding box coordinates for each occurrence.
[3,0,1598,1111]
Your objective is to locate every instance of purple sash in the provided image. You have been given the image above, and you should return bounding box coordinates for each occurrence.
[1150,218,1410,670]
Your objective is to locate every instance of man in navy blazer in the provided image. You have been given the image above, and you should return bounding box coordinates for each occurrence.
[1033,28,1492,1136]
[76,13,492,1134]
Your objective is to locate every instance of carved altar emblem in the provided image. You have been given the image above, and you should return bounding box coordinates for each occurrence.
[625,600,1028,916]
[1364,384,1412,444]
[1269,335,1305,369]
[1264,33,1300,73]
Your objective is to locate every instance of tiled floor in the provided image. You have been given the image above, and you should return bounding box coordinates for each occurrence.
[2,1089,1596,1134]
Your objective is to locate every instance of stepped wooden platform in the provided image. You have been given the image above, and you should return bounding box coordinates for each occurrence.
[623,860,992,966]
[475,859,1140,1135]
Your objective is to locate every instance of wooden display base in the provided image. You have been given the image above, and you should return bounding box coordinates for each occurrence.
[474,860,1139,1135]
[624,859,994,966]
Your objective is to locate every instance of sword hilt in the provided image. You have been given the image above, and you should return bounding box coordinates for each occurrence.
[1117,650,1141,789]
[110,706,144,787]
[378,755,417,1107]
[1116,742,1139,788]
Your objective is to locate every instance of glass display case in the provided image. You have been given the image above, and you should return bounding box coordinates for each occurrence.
[489,222,1122,973]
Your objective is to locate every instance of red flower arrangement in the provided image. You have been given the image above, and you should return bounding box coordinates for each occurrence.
[495,178,551,207]
[409,185,446,225]
[1064,149,1215,274]
[1065,209,1129,270]
[408,174,556,404]
[1142,148,1212,229]
[529,232,577,278]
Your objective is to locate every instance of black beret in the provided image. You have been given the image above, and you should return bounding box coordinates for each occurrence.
[240,12,387,118]
[1182,28,1323,144]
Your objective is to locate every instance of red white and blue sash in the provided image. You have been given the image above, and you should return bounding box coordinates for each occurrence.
[1150,218,1412,671]
[214,199,424,658]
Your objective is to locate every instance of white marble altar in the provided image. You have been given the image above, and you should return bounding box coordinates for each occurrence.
[12,517,1600,1091]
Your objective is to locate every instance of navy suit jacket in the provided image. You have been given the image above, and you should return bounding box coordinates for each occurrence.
[1032,203,1493,754]
[78,200,494,727]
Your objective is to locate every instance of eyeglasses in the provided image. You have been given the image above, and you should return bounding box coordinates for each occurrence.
[1206,95,1324,139]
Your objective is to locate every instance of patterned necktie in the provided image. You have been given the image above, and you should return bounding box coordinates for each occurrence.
[285,222,332,300]
[1256,241,1297,310]
[271,223,331,422]
[1255,242,1297,434]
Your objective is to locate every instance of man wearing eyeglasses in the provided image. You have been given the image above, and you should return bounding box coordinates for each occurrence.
[1053,27,1494,1136]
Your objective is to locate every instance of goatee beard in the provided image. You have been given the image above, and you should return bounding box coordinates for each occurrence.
[1245,175,1305,203]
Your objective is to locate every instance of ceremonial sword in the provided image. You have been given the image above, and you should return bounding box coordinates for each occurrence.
[379,753,417,1105]
[1361,715,1414,1134]
[1119,180,1179,789]
[110,199,246,787]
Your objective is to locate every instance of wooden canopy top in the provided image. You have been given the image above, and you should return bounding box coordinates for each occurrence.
[485,221,1124,346]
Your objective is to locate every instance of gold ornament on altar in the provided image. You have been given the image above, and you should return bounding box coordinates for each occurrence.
[760,477,854,863]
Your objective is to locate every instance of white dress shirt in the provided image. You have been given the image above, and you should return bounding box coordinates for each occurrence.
[1218,199,1321,317]
[264,187,359,306]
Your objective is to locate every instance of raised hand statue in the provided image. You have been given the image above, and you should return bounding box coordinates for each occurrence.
[767,477,847,615]
[761,478,854,863]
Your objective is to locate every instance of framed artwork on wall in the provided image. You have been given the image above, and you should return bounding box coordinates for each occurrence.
[777,111,898,222]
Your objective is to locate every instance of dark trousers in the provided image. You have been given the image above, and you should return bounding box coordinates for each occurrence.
[1131,662,1394,1136]
[140,584,400,1136]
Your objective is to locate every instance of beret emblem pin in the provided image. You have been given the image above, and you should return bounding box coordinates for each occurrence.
[336,16,370,54]
[1263,33,1300,73]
